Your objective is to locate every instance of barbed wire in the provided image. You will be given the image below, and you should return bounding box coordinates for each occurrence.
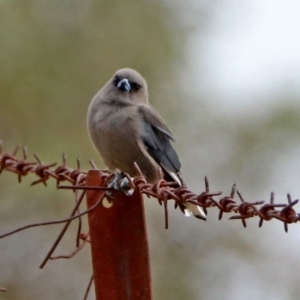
[1,141,300,233]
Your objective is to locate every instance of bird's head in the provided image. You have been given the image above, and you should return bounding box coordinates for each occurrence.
[110,68,149,104]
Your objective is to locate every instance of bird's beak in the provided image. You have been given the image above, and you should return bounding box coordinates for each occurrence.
[117,78,131,92]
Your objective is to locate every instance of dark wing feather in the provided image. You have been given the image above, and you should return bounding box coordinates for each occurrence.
[138,105,181,174]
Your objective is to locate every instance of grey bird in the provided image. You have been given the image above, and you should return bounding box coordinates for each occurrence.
[87,68,206,220]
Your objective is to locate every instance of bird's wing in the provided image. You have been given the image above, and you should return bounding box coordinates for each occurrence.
[138,105,206,220]
[138,105,181,180]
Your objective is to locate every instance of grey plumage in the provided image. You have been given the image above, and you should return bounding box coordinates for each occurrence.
[87,68,206,220]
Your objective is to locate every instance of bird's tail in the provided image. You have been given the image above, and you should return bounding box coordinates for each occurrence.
[162,166,206,221]
[179,202,206,221]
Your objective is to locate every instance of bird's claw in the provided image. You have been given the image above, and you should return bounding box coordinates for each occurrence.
[119,177,134,195]
[106,172,134,197]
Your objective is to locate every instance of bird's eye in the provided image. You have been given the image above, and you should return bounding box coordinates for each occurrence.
[113,76,120,85]
[132,83,141,91]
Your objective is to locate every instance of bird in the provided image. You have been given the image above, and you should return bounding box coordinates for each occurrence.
[87,68,206,220]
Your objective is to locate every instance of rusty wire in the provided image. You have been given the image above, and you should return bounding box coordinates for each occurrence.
[83,274,94,300]
[1,141,300,235]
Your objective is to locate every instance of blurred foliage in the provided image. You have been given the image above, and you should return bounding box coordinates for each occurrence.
[0,0,183,165]
[1,1,300,300]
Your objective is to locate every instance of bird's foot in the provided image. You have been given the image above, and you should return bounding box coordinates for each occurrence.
[106,172,134,197]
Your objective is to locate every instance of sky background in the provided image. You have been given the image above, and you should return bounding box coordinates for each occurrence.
[200,1,300,96]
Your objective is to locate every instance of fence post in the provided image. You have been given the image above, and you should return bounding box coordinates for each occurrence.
[86,170,152,300]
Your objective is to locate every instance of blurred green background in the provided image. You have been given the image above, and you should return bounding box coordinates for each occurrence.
[1,1,300,299]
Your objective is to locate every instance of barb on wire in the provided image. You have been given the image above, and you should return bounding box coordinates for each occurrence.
[270,194,300,232]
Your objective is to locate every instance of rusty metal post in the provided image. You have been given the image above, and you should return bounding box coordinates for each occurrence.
[86,170,152,300]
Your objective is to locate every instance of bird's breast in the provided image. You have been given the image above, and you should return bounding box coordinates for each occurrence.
[88,104,143,166]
